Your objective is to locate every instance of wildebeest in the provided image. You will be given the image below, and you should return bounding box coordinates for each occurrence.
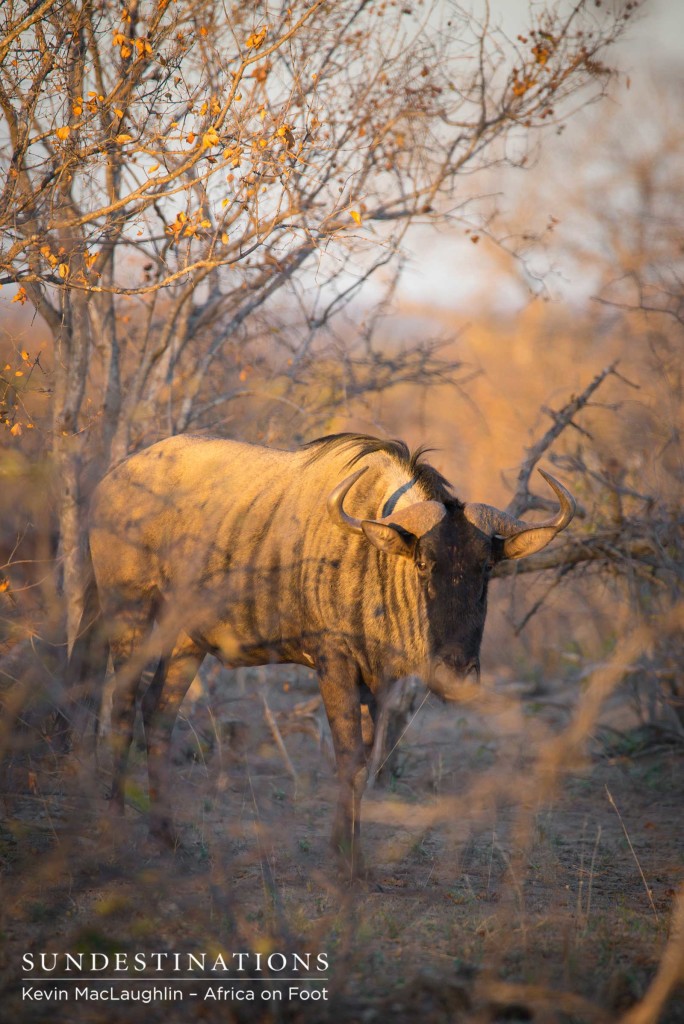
[68,433,575,874]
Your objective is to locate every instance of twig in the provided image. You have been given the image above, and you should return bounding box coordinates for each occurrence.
[577,817,587,927]
[605,785,659,924]
[245,764,289,938]
[585,825,602,928]
[260,692,298,792]
[487,826,497,899]
[176,713,210,777]
[367,685,430,787]
[506,362,619,518]
[512,569,567,635]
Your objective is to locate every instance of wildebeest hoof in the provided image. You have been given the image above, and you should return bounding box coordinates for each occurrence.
[332,848,373,888]
[51,726,72,756]
[340,869,383,893]
[349,870,384,893]
[106,792,125,815]
[149,817,179,849]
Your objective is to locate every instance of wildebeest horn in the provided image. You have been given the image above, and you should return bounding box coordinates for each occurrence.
[463,468,575,560]
[327,468,369,534]
[327,468,447,539]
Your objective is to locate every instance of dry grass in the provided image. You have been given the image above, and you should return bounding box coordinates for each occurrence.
[1,612,683,1023]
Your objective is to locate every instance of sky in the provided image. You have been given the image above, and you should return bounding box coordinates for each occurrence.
[396,0,684,314]
[482,0,684,62]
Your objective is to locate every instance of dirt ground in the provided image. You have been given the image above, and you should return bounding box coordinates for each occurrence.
[1,664,683,1024]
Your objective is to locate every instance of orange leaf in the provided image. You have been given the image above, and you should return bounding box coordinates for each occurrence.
[350,210,362,226]
[202,127,220,149]
[55,126,71,141]
[246,27,267,50]
[12,287,28,305]
[10,423,22,436]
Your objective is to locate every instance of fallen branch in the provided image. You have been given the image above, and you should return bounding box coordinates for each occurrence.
[492,524,675,579]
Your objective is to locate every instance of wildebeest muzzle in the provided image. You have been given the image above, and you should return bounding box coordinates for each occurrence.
[429,648,481,701]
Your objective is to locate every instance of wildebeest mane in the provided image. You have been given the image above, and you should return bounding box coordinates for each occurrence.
[302,433,460,507]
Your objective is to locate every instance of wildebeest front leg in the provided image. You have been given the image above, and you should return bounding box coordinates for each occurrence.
[317,652,368,878]
[141,633,205,844]
[108,608,155,815]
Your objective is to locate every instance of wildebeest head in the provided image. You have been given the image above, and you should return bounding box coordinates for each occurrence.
[327,467,575,699]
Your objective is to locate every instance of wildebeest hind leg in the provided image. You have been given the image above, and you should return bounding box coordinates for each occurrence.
[141,633,205,844]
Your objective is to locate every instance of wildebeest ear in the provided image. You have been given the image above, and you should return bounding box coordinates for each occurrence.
[361,521,416,559]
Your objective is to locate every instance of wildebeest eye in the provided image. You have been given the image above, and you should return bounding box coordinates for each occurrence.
[416,559,428,572]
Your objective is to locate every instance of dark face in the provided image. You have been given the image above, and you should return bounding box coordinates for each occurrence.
[414,509,501,698]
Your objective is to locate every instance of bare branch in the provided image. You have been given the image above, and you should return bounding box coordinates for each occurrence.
[506,361,621,517]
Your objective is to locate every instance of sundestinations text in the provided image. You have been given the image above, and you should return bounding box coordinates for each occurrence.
[22,952,329,974]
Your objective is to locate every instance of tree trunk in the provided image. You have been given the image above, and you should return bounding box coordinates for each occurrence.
[52,294,91,649]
